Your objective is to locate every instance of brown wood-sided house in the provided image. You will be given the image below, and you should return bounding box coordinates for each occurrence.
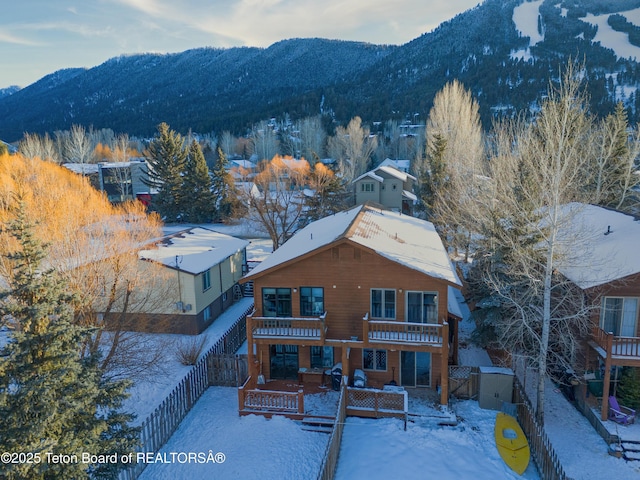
[241,203,462,405]
[555,204,640,421]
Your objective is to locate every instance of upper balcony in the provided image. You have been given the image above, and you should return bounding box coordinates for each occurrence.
[363,313,447,349]
[248,311,327,343]
[589,325,640,366]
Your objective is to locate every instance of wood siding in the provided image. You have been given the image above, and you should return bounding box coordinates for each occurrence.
[249,239,455,389]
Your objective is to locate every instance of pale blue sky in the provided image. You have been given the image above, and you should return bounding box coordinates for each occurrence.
[1,1,480,88]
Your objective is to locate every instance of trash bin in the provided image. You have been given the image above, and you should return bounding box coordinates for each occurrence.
[331,363,342,391]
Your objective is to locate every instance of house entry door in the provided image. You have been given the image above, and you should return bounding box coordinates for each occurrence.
[270,344,298,380]
[400,351,431,387]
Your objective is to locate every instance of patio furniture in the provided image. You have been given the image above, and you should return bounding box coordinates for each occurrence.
[608,396,636,425]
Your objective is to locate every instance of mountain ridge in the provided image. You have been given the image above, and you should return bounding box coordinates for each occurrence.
[2,0,640,142]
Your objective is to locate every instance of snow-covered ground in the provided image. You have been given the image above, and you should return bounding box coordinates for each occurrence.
[137,387,332,480]
[123,297,254,423]
[510,0,544,62]
[581,8,640,61]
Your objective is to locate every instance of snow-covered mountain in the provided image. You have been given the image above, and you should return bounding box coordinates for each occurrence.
[2,0,640,141]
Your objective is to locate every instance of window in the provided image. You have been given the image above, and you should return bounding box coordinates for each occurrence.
[202,269,211,291]
[371,289,395,319]
[311,346,334,369]
[361,182,375,192]
[363,349,387,371]
[407,292,438,323]
[203,305,211,322]
[262,288,292,317]
[300,287,324,316]
[601,297,638,337]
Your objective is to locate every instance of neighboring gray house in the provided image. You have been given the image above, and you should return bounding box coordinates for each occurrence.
[353,165,417,215]
[98,158,149,203]
[121,227,250,334]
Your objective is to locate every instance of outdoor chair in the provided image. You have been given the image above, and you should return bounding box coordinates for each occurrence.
[608,396,636,425]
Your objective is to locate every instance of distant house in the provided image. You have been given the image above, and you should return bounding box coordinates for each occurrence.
[379,158,411,174]
[554,204,640,421]
[228,159,257,182]
[353,165,417,215]
[241,203,462,405]
[97,158,149,203]
[105,227,249,335]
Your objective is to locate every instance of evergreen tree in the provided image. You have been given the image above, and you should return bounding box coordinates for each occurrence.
[211,146,238,221]
[618,367,640,410]
[183,140,216,223]
[418,133,448,221]
[144,122,187,222]
[0,206,138,480]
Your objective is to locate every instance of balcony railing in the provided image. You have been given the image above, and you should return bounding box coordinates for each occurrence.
[364,315,445,346]
[591,325,640,359]
[249,312,327,341]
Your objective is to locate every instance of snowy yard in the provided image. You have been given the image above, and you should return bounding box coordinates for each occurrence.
[126,234,640,479]
[138,387,332,480]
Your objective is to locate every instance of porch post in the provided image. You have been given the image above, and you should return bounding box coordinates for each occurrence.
[440,321,449,406]
[341,343,351,381]
[246,313,258,379]
[601,333,613,421]
[362,314,369,346]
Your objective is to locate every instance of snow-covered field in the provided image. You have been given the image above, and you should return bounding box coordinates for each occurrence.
[581,8,640,61]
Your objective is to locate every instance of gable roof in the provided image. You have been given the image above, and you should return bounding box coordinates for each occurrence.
[353,165,416,184]
[139,227,249,275]
[245,204,461,286]
[555,203,640,289]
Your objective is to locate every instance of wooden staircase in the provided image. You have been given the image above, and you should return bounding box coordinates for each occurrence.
[299,415,335,434]
[621,440,640,461]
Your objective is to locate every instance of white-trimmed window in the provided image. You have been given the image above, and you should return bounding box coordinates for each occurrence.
[300,287,324,316]
[371,289,395,319]
[202,269,211,291]
[361,182,375,192]
[407,291,438,324]
[203,305,211,322]
[363,348,387,371]
[601,297,638,337]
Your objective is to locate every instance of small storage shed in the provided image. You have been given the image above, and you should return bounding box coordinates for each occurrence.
[478,366,514,410]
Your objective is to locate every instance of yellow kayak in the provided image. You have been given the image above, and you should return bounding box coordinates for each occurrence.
[495,412,530,475]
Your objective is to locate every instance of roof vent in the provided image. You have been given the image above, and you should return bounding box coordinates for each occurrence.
[604,225,612,236]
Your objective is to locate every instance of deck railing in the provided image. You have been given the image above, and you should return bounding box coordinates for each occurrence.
[365,317,444,345]
[250,313,327,341]
[238,376,304,415]
[591,326,640,358]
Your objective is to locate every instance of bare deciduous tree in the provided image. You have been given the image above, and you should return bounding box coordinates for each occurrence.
[240,155,310,250]
[470,65,596,423]
[327,116,377,182]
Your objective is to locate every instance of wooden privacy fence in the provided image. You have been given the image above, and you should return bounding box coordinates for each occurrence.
[317,378,348,480]
[512,376,569,480]
[118,303,253,480]
[449,365,479,399]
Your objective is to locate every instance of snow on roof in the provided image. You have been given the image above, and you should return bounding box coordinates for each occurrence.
[379,158,411,172]
[139,227,249,275]
[63,163,100,175]
[555,204,640,289]
[448,286,463,318]
[247,204,461,286]
[402,190,417,202]
[353,171,384,183]
[375,165,416,182]
[230,159,255,169]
